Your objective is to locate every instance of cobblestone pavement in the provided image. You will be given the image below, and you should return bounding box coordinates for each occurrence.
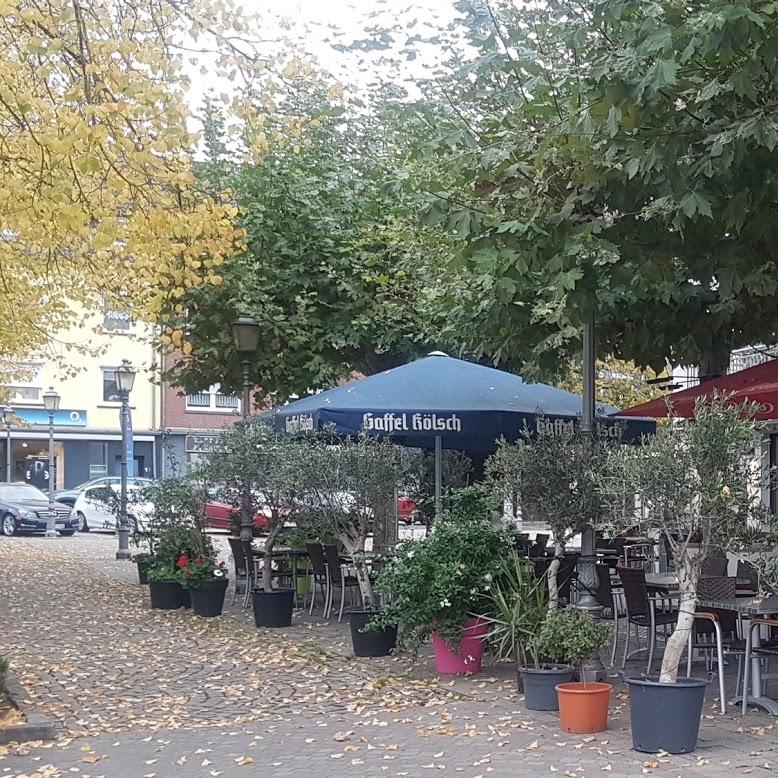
[1,534,777,778]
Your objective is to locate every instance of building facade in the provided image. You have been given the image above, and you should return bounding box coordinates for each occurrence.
[3,311,160,489]
[158,350,241,476]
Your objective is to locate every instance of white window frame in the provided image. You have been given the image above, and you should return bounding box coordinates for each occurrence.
[101,367,124,404]
[185,384,240,413]
[6,362,45,405]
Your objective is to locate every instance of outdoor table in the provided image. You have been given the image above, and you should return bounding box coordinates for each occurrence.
[696,595,778,715]
[252,546,309,605]
[646,572,754,594]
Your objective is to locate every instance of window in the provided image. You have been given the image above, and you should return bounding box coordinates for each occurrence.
[5,362,44,403]
[185,384,239,412]
[103,310,132,332]
[102,368,122,402]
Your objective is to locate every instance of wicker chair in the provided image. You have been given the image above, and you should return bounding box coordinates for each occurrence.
[701,557,729,577]
[618,565,679,673]
[689,576,744,713]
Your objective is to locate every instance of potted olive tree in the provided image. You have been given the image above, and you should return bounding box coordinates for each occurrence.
[294,431,413,655]
[487,424,606,611]
[200,418,303,628]
[597,394,778,753]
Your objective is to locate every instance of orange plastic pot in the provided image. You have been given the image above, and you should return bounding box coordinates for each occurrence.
[556,682,612,734]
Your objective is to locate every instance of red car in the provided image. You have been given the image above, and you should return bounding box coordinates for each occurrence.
[204,498,271,531]
[397,497,418,524]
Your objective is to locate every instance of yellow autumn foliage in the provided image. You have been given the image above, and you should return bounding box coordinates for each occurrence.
[0,0,257,361]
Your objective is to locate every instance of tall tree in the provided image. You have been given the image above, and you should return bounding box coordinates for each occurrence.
[396,0,778,379]
[0,0,278,364]
[162,97,448,401]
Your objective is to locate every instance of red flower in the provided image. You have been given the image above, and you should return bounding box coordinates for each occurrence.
[176,554,189,568]
[195,555,204,564]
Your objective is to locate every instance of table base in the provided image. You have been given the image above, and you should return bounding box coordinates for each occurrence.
[735,694,778,715]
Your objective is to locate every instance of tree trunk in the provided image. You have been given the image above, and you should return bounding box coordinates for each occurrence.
[698,345,730,384]
[547,540,564,612]
[261,516,283,592]
[340,534,374,608]
[658,560,698,684]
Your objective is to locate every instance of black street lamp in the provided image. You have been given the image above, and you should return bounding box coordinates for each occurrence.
[1,406,13,483]
[231,314,259,542]
[42,387,60,538]
[115,360,136,561]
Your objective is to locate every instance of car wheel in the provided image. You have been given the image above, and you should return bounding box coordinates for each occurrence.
[76,512,88,532]
[58,530,75,536]
[1,513,15,537]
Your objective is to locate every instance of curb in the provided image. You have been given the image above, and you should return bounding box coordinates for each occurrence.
[0,675,58,745]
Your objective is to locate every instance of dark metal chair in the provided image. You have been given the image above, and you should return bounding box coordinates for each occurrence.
[596,564,625,666]
[305,542,330,616]
[323,544,360,622]
[618,565,679,673]
[530,533,549,558]
[227,536,255,608]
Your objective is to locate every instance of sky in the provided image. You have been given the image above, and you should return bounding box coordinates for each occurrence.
[184,0,460,118]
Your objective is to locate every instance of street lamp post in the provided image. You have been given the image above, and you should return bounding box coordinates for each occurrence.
[2,407,13,483]
[232,314,260,543]
[42,387,60,538]
[115,360,136,561]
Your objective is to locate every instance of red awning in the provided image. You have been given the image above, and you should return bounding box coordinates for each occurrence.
[617,359,778,420]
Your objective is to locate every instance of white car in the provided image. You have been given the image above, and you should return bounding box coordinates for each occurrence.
[71,484,153,533]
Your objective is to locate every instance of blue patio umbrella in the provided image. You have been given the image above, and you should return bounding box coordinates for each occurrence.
[271,352,654,513]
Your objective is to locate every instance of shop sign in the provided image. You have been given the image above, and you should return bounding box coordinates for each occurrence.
[185,434,219,453]
[11,408,87,427]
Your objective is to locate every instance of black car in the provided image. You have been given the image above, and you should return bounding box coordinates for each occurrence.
[0,483,79,537]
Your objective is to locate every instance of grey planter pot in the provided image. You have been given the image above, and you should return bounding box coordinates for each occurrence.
[627,676,706,754]
[520,665,575,711]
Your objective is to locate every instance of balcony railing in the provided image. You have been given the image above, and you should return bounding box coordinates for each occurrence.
[186,392,210,408]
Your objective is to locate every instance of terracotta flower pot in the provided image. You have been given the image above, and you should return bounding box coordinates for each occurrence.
[556,682,612,734]
[431,617,488,674]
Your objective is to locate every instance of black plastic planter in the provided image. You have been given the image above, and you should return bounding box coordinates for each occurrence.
[135,558,153,585]
[520,665,575,711]
[190,579,228,617]
[627,676,706,754]
[252,588,295,628]
[181,587,191,609]
[149,580,185,610]
[347,608,397,657]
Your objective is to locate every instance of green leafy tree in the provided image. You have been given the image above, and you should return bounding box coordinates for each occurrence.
[394,0,778,378]
[163,98,446,402]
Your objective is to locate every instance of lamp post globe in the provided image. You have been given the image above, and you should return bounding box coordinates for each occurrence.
[115,361,136,561]
[42,387,60,537]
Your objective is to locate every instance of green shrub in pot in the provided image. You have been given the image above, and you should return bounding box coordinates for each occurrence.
[372,487,513,653]
[532,608,611,674]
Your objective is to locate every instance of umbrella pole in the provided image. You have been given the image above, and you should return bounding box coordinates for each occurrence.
[578,311,602,614]
[434,436,443,519]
